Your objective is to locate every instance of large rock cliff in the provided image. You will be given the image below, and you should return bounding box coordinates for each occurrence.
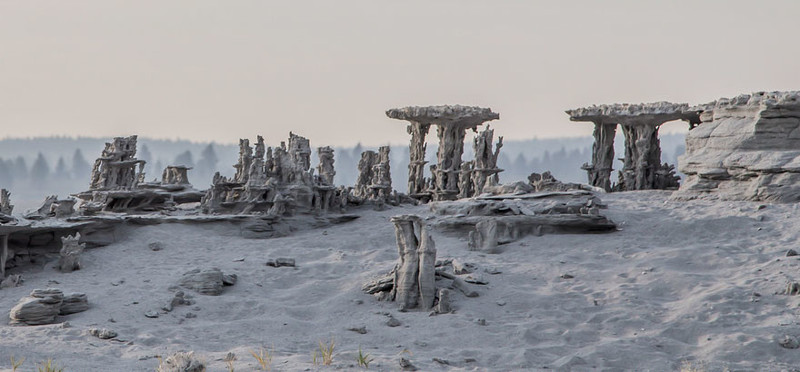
[675,91,800,201]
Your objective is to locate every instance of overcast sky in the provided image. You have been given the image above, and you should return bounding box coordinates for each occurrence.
[2,1,799,146]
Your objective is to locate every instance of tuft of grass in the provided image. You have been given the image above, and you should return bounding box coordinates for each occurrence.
[37,358,63,372]
[313,337,335,366]
[10,356,25,372]
[249,346,273,371]
[355,346,373,369]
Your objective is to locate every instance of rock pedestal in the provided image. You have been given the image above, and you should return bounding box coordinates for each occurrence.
[567,102,698,191]
[387,105,499,201]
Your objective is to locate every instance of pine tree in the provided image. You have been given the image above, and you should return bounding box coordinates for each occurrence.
[30,152,50,184]
[196,144,218,174]
[13,156,28,181]
[54,156,69,179]
[72,149,91,181]
[0,158,14,187]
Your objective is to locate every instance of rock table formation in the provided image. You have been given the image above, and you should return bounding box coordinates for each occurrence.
[566,102,700,191]
[387,105,499,201]
[674,91,800,201]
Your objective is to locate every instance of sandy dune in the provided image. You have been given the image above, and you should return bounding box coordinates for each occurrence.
[1,191,799,371]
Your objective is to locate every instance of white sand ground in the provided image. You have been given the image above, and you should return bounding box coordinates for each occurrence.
[1,191,800,371]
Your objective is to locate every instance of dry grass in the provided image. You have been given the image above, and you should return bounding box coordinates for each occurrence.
[313,337,335,366]
[36,358,63,372]
[249,346,273,371]
[10,356,24,372]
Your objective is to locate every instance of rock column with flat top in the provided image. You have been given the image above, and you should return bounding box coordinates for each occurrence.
[567,102,699,191]
[387,105,499,201]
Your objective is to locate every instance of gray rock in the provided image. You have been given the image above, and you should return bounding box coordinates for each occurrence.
[144,310,159,318]
[787,249,798,257]
[158,351,206,372]
[674,91,800,202]
[347,326,367,334]
[780,335,800,349]
[178,268,227,296]
[0,274,22,289]
[399,357,418,371]
[9,288,64,325]
[452,259,476,275]
[89,328,117,339]
[148,241,164,251]
[386,316,402,327]
[59,293,89,315]
[266,258,296,267]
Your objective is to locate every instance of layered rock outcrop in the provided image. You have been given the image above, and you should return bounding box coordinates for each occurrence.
[675,91,800,201]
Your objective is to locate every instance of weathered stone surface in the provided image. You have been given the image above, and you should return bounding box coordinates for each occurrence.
[675,91,800,201]
[59,292,89,315]
[57,233,85,273]
[9,288,64,325]
[178,268,235,296]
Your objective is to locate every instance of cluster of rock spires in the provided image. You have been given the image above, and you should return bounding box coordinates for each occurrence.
[200,133,345,215]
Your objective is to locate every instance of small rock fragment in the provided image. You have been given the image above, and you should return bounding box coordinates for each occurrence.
[432,358,450,365]
[399,357,418,371]
[222,273,237,286]
[452,259,476,275]
[560,274,575,279]
[266,258,296,267]
[787,282,800,296]
[144,311,159,318]
[89,328,118,339]
[0,274,22,289]
[348,326,368,334]
[787,249,798,257]
[780,335,800,349]
[475,318,487,326]
[185,312,197,319]
[386,316,402,327]
[148,241,164,251]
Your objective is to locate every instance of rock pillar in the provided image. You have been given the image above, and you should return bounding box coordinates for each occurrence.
[433,123,469,200]
[620,123,661,190]
[407,122,431,197]
[585,122,617,191]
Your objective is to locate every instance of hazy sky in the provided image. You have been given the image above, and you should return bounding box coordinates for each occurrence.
[2,1,800,146]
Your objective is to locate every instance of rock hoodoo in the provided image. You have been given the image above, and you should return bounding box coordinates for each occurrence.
[73,135,204,213]
[387,105,500,201]
[566,102,700,191]
[674,91,800,201]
